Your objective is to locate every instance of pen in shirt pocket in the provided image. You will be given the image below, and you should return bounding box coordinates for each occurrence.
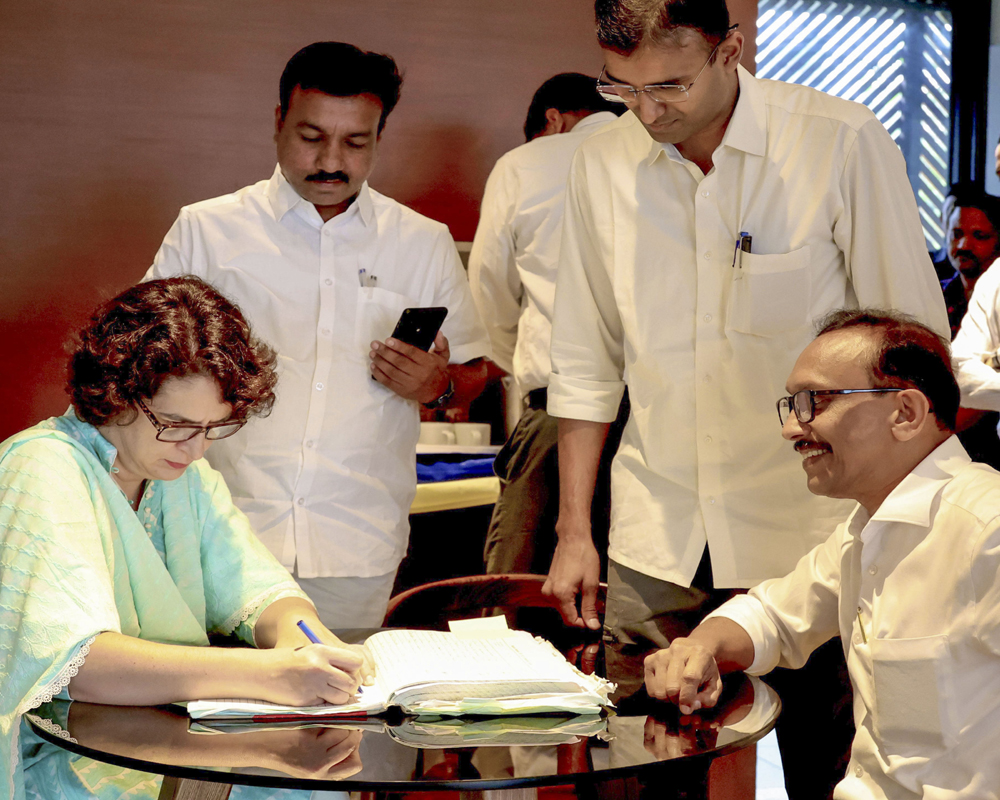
[732,231,752,272]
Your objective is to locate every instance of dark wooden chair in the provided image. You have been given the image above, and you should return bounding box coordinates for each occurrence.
[384,573,606,628]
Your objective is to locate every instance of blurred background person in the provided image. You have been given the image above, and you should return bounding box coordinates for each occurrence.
[469,73,626,581]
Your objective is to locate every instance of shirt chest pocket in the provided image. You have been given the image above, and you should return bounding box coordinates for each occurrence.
[871,633,957,751]
[354,287,419,359]
[726,246,811,337]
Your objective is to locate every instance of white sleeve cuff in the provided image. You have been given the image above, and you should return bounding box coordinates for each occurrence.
[704,595,782,676]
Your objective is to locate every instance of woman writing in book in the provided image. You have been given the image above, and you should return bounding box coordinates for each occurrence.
[1,277,370,799]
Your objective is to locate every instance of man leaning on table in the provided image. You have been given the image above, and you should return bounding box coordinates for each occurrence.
[646,309,1000,799]
[543,0,949,796]
[146,42,490,627]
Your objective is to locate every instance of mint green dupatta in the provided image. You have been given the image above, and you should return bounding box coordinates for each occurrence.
[0,415,308,800]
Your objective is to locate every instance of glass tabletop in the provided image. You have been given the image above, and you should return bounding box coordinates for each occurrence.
[23,635,779,796]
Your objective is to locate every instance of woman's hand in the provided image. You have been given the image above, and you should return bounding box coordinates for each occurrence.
[258,727,364,780]
[259,644,366,706]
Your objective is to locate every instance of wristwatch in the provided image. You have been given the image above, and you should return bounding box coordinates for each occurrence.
[423,378,455,409]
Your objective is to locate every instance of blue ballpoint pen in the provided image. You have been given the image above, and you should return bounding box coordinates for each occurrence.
[296,620,364,694]
[296,619,322,643]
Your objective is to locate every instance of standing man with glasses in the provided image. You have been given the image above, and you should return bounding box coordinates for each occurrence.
[146,42,490,629]
[543,1,948,795]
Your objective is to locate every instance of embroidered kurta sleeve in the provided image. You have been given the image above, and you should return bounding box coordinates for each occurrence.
[0,440,122,800]
[184,461,309,644]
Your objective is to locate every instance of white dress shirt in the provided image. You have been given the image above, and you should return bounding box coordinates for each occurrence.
[147,166,491,578]
[709,436,1000,799]
[952,263,1000,410]
[468,111,619,394]
[548,65,949,588]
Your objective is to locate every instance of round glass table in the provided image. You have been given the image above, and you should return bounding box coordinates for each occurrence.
[24,636,779,800]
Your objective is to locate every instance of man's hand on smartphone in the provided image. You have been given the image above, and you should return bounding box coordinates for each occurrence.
[370,331,451,402]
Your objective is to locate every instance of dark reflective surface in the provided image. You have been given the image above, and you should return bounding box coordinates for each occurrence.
[25,637,779,794]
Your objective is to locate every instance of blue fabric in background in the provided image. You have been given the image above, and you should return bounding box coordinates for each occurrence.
[417,457,496,483]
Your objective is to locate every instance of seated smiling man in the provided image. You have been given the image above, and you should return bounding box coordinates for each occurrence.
[644,309,1000,798]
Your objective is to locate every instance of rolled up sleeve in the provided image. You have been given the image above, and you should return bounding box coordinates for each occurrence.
[548,150,626,423]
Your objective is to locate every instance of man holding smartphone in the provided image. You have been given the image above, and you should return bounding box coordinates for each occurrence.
[146,42,489,626]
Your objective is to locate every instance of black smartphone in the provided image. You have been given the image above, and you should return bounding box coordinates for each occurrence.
[389,307,448,352]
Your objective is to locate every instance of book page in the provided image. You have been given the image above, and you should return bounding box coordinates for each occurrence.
[366,629,585,699]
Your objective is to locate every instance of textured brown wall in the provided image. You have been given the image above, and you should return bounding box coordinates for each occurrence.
[0,0,757,439]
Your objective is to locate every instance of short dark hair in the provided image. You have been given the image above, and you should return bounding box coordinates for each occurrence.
[816,309,959,433]
[69,277,278,427]
[523,73,625,141]
[595,0,731,55]
[943,182,1000,235]
[279,42,403,133]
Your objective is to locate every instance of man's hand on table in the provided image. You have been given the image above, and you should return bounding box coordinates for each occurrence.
[370,332,451,403]
[543,518,602,630]
[644,638,723,715]
[644,618,755,715]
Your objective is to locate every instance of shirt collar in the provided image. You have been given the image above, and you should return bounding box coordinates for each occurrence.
[643,64,766,167]
[848,436,970,537]
[266,164,375,228]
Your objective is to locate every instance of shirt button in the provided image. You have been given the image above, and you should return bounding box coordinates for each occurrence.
[705,435,713,444]
[853,634,861,646]
[306,440,314,448]
[703,374,711,383]
[707,497,716,505]
[315,382,324,391]
[321,328,331,336]
[868,564,878,575]
[325,278,333,286]
[703,314,712,323]
[297,498,305,506]
[703,251,712,260]
[854,765,863,778]
[701,190,710,197]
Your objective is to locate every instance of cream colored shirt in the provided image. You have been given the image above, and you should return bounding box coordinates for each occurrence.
[952,261,1000,410]
[548,65,949,588]
[468,111,618,395]
[147,167,491,578]
[710,437,1000,799]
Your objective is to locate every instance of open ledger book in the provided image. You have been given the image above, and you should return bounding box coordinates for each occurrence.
[188,629,613,721]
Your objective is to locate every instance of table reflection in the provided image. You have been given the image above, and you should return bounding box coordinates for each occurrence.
[22,638,778,798]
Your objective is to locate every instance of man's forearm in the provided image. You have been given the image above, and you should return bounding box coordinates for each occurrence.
[555,417,611,538]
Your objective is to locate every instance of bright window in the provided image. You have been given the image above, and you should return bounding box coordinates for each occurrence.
[757,1,953,249]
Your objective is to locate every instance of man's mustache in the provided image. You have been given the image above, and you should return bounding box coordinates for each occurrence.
[306,171,350,183]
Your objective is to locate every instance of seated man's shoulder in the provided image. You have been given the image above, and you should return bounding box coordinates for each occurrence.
[940,460,1000,526]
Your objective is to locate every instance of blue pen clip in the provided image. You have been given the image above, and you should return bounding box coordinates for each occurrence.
[732,231,752,276]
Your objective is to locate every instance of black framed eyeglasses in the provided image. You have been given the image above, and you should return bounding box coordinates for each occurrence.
[136,398,245,442]
[596,24,738,106]
[776,389,905,426]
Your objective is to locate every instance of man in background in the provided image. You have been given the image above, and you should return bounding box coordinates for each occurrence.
[544,1,948,795]
[147,42,490,627]
[933,184,1000,336]
[469,73,625,578]
[647,310,1000,799]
